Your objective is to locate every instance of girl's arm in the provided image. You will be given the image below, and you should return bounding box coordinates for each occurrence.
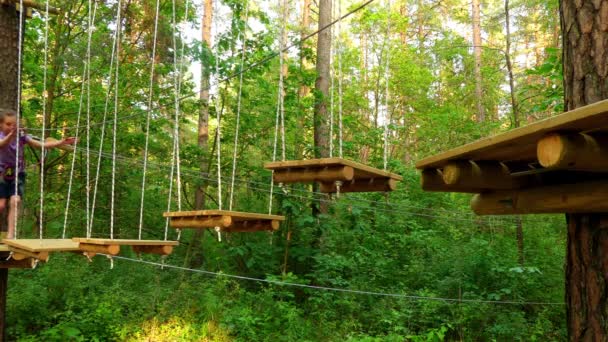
[0,130,15,148]
[27,136,76,149]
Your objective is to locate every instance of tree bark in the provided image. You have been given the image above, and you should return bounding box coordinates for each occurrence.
[0,4,19,111]
[314,0,331,216]
[561,0,608,337]
[472,0,484,122]
[186,0,214,269]
[0,4,20,341]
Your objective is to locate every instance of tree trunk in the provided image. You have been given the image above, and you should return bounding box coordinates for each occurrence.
[472,0,484,122]
[0,5,19,111]
[561,0,608,337]
[314,0,331,216]
[186,0,214,269]
[0,4,21,341]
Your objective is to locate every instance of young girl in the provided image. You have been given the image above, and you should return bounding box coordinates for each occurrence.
[0,109,76,239]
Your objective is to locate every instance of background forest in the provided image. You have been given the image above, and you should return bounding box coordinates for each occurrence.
[8,0,567,340]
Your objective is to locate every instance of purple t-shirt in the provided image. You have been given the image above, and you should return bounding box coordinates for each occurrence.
[0,132,30,173]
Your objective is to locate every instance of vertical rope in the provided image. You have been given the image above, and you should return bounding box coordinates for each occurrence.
[89,28,118,238]
[14,0,25,239]
[269,0,287,214]
[110,0,123,239]
[337,0,343,158]
[213,10,223,210]
[64,0,97,239]
[228,3,250,211]
[383,0,391,170]
[139,0,161,239]
[279,0,286,162]
[39,0,50,239]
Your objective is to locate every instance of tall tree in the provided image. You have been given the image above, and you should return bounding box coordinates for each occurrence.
[0,4,20,340]
[561,0,608,337]
[472,0,484,122]
[186,0,213,269]
[314,0,331,160]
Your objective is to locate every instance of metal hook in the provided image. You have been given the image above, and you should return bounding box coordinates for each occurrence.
[6,252,12,261]
[279,182,288,195]
[106,255,114,269]
[335,181,343,198]
[32,259,39,269]
[215,226,222,242]
[160,255,167,270]
[83,252,94,263]
[176,228,182,241]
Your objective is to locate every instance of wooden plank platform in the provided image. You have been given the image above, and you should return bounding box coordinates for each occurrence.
[264,157,402,193]
[72,238,179,256]
[164,210,285,232]
[2,239,80,252]
[416,99,608,170]
[416,100,608,214]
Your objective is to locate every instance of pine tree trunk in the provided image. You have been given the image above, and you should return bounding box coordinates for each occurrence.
[472,0,484,122]
[314,0,331,215]
[187,0,214,269]
[0,4,20,340]
[561,0,608,337]
[0,4,19,111]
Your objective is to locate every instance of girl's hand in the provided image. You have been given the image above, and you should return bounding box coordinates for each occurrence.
[62,137,77,145]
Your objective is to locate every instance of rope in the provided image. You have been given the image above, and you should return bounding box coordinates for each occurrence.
[337,0,343,158]
[383,0,391,170]
[139,0,161,239]
[63,0,97,239]
[329,1,334,158]
[14,0,25,239]
[110,0,123,239]
[228,3,250,212]
[268,0,287,214]
[108,255,564,306]
[39,0,50,239]
[213,10,223,211]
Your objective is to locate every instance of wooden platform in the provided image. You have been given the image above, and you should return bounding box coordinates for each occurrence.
[416,100,608,214]
[264,158,402,193]
[164,210,285,232]
[72,238,179,256]
[2,239,80,262]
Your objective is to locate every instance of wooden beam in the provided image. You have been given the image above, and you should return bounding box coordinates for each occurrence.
[319,178,398,193]
[10,248,48,262]
[169,215,232,229]
[442,160,522,189]
[420,168,481,193]
[471,180,608,215]
[537,132,608,171]
[78,243,120,256]
[132,245,173,255]
[273,166,354,183]
[224,220,280,232]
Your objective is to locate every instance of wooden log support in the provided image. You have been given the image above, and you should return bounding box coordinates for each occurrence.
[420,168,481,193]
[132,245,173,256]
[471,180,608,215]
[537,132,608,171]
[273,166,354,184]
[319,178,398,193]
[10,248,48,262]
[170,215,232,229]
[442,160,522,189]
[224,220,280,232]
[0,258,36,269]
[79,243,120,256]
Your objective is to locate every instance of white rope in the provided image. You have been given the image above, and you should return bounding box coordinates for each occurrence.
[14,0,25,239]
[63,0,97,239]
[268,0,287,214]
[383,0,391,170]
[109,255,565,306]
[139,0,161,239]
[213,12,223,211]
[279,0,286,162]
[39,0,50,239]
[337,0,343,159]
[228,4,250,212]
[110,0,123,239]
[164,137,178,239]
[88,28,118,237]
